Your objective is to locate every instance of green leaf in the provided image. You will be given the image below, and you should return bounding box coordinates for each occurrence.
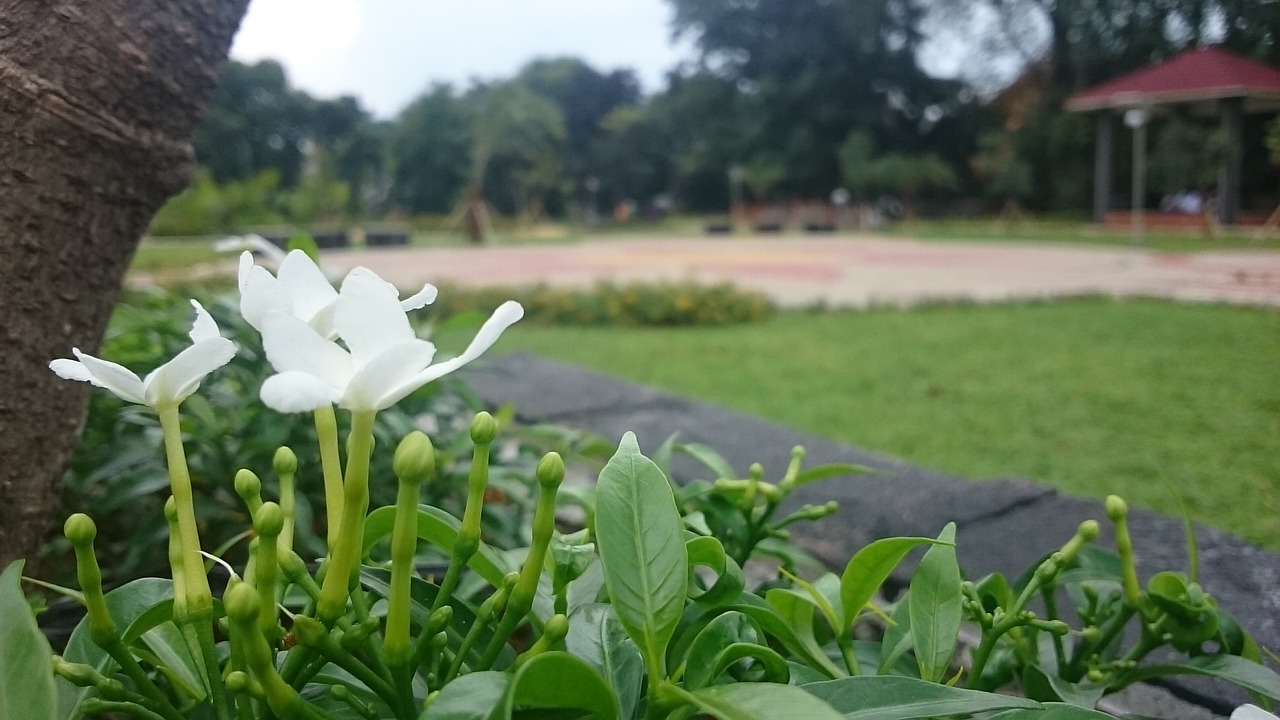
[498,652,618,719]
[686,682,843,720]
[764,589,848,678]
[59,578,202,720]
[595,432,689,679]
[678,442,738,480]
[1021,665,1105,709]
[1123,654,1280,701]
[780,571,843,636]
[840,537,942,631]
[685,612,769,690]
[362,504,511,587]
[988,703,1117,720]
[908,523,962,683]
[878,595,914,675]
[804,675,1041,720]
[0,562,56,720]
[419,670,507,719]
[686,536,745,608]
[791,463,875,488]
[567,604,644,720]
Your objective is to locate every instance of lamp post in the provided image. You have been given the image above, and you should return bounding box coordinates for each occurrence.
[1124,108,1149,246]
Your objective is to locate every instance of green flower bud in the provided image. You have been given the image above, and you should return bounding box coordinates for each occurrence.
[1105,495,1128,521]
[536,452,565,489]
[64,514,97,547]
[393,431,436,485]
[292,615,328,648]
[543,613,570,643]
[1087,668,1105,682]
[164,496,178,522]
[225,670,251,694]
[470,411,498,444]
[254,502,285,537]
[223,583,261,623]
[1078,520,1100,542]
[273,446,298,476]
[235,469,263,512]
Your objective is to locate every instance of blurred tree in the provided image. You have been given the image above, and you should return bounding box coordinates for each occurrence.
[307,95,387,214]
[517,57,641,209]
[390,84,474,215]
[467,81,567,229]
[646,72,753,211]
[971,131,1035,214]
[839,132,958,217]
[667,0,961,197]
[194,60,312,187]
[588,105,678,212]
[1149,116,1231,196]
[0,0,249,570]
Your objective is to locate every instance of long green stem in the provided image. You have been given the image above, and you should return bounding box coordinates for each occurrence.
[314,406,345,553]
[157,405,212,615]
[386,433,432,669]
[317,410,377,625]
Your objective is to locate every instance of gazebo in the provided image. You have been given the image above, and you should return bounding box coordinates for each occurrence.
[1066,46,1280,226]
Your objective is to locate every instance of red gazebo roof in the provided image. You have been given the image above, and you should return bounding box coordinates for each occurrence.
[1066,46,1280,112]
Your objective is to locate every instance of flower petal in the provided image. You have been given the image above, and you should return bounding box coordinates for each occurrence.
[260,310,353,388]
[402,301,524,395]
[335,268,415,364]
[143,337,236,406]
[238,251,254,294]
[52,350,147,404]
[239,264,292,331]
[188,300,221,343]
[1231,706,1278,720]
[277,250,338,324]
[399,283,439,312]
[261,371,343,413]
[341,339,437,411]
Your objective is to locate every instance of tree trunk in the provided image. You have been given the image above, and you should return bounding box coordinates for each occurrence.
[0,0,250,572]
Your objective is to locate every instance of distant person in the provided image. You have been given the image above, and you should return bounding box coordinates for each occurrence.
[1177,190,1203,215]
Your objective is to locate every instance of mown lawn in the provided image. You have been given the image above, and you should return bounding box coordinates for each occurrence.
[495,299,1280,548]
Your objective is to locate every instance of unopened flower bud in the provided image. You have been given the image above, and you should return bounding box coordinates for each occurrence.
[64,514,97,547]
[235,469,262,503]
[393,431,435,485]
[273,446,298,476]
[470,411,498,444]
[1105,496,1128,521]
[536,452,565,489]
[254,502,285,537]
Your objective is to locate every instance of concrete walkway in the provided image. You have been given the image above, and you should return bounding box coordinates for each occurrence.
[323,234,1280,308]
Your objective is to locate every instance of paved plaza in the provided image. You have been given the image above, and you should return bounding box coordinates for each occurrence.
[324,233,1280,308]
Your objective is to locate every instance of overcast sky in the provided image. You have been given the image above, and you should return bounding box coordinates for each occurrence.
[230,0,971,120]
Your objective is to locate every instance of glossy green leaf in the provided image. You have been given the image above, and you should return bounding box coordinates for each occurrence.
[781,571,843,636]
[1021,665,1105,709]
[908,523,961,683]
[59,578,202,720]
[567,604,644,720]
[498,652,618,719]
[0,562,56,720]
[878,592,913,675]
[840,537,945,631]
[686,682,843,720]
[687,536,745,608]
[596,432,688,678]
[765,589,847,678]
[1123,654,1280,701]
[804,675,1041,720]
[685,612,764,690]
[791,463,875,487]
[988,703,1117,719]
[678,442,738,480]
[674,594,843,680]
[419,670,507,719]
[363,504,510,587]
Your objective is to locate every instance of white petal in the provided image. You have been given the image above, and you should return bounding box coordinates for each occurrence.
[277,250,338,323]
[143,337,236,406]
[308,300,339,340]
[237,251,254,294]
[341,339,437,411]
[405,300,524,392]
[1232,706,1278,720]
[54,350,147,404]
[261,371,343,413]
[400,284,439,312]
[239,264,292,331]
[188,299,221,343]
[260,310,353,388]
[335,268,415,364]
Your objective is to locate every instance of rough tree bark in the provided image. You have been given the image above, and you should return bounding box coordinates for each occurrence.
[0,0,251,571]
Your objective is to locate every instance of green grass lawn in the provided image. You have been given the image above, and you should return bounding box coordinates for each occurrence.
[495,299,1280,548]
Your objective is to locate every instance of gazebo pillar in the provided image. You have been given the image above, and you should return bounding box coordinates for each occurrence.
[1092,110,1114,224]
[1218,97,1243,225]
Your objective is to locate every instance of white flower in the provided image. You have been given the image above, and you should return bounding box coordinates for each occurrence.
[238,250,437,339]
[258,267,523,414]
[1233,705,1278,720]
[50,300,236,408]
